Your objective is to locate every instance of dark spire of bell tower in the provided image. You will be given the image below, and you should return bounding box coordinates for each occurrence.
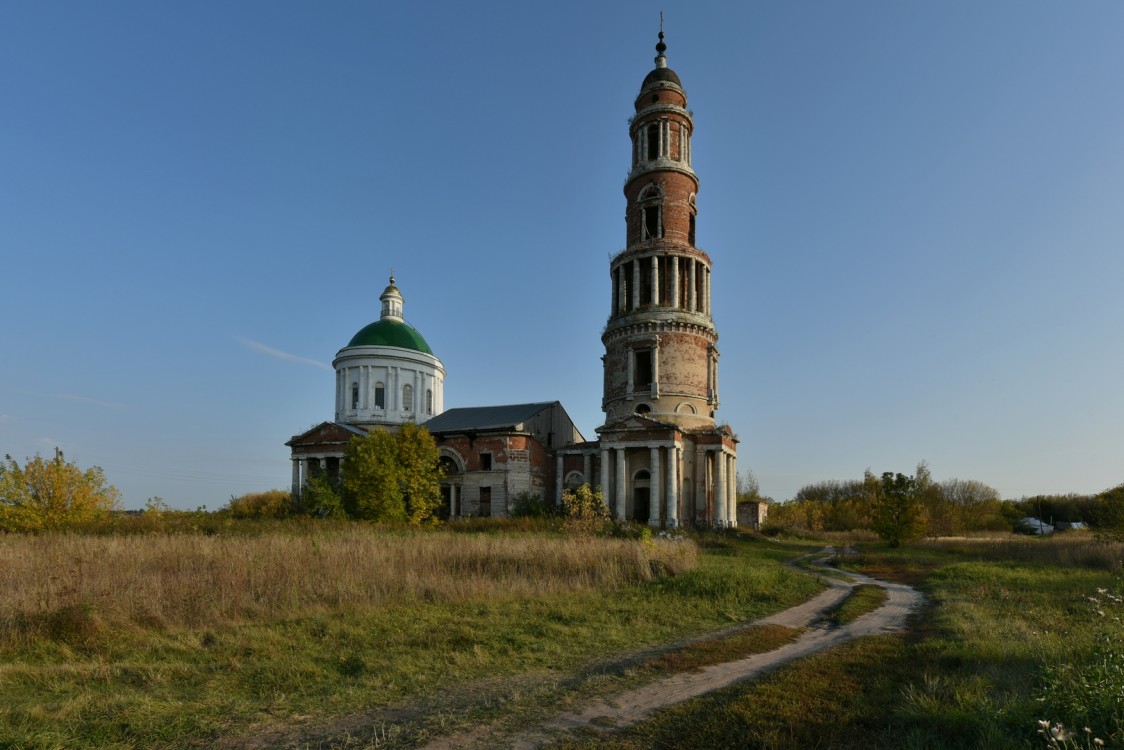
[655,14,668,68]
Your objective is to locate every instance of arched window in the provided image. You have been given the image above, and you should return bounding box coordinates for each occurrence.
[635,403,652,415]
[403,384,413,412]
[351,383,359,410]
[639,184,663,242]
[374,382,385,410]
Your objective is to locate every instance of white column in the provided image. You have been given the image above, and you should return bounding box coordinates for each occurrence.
[715,450,728,528]
[650,255,659,306]
[649,446,662,528]
[555,455,564,508]
[727,453,738,528]
[618,265,627,313]
[705,267,712,317]
[631,261,641,310]
[615,447,627,521]
[449,484,457,518]
[291,459,301,498]
[652,338,660,398]
[695,444,707,526]
[670,256,679,309]
[666,445,679,528]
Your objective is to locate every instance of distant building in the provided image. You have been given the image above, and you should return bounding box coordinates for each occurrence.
[288,31,740,527]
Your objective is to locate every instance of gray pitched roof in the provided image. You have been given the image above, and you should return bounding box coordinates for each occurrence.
[421,402,558,433]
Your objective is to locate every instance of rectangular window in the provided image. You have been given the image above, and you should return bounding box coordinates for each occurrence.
[351,384,359,410]
[480,453,493,471]
[646,123,659,160]
[375,384,385,409]
[479,486,492,517]
[635,350,653,390]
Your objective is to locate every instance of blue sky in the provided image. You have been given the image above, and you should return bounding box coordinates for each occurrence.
[2,1,1122,508]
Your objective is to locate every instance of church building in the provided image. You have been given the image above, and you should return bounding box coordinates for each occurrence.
[288,32,738,527]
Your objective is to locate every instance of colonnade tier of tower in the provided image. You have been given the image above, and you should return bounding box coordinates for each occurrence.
[601,31,719,431]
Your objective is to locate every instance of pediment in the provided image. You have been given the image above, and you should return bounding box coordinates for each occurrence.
[286,421,366,448]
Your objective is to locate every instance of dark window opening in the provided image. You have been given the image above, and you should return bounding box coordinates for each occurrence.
[374,383,385,409]
[479,486,492,516]
[688,214,696,246]
[636,403,651,415]
[635,350,653,390]
[646,123,659,160]
[351,384,359,410]
[640,260,652,305]
[480,453,493,471]
[643,206,660,240]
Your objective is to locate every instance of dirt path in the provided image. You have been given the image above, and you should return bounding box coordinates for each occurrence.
[422,550,923,750]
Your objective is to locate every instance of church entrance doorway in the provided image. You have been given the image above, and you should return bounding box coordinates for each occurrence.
[633,469,651,523]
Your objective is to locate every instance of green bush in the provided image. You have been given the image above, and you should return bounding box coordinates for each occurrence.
[509,492,554,518]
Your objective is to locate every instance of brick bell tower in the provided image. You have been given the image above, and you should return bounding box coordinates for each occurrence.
[602,30,717,429]
[594,30,738,529]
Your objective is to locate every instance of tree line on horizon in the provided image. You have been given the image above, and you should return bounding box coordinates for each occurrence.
[3,444,1122,542]
[764,461,1124,543]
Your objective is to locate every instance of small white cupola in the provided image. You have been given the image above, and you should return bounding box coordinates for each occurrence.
[379,276,404,321]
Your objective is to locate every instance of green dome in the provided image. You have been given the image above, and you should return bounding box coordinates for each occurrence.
[346,319,434,354]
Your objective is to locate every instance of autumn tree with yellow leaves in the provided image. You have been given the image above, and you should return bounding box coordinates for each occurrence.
[0,450,120,532]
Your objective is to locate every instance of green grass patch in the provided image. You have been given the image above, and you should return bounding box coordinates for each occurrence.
[827,583,887,626]
[640,624,803,676]
[558,539,1124,750]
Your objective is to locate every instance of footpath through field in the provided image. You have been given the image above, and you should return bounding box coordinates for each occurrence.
[422,549,923,750]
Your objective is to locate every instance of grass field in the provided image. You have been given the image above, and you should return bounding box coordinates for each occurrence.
[4,525,1120,748]
[0,524,822,749]
[559,533,1124,750]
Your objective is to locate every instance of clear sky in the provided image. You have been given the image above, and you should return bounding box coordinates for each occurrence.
[2,1,1122,509]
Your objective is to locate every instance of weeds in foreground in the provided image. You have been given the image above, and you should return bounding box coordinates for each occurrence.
[1036,584,1124,745]
[1037,721,1107,748]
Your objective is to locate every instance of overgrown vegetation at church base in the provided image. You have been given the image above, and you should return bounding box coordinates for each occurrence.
[556,535,1124,750]
[0,527,821,749]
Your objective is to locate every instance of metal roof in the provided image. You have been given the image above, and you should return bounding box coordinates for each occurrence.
[421,402,558,433]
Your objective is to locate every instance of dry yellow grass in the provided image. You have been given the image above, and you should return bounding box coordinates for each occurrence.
[919,531,1122,571]
[0,530,697,635]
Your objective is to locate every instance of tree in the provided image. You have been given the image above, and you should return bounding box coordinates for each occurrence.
[561,483,611,535]
[341,424,444,524]
[0,451,120,532]
[736,469,760,502]
[300,474,345,518]
[395,422,443,524]
[1092,483,1124,543]
[872,471,926,547]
